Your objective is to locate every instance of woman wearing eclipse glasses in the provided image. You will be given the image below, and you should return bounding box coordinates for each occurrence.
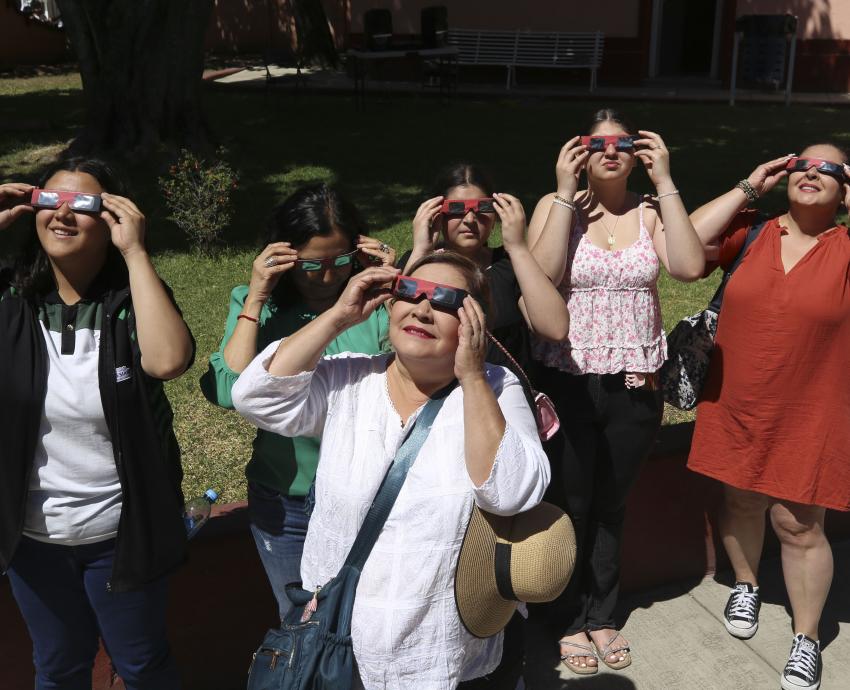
[232,251,549,689]
[0,158,194,689]
[525,108,705,674]
[687,144,850,690]
[201,183,396,621]
[401,163,570,377]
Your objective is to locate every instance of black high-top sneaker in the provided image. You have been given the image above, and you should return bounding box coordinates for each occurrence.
[723,581,761,639]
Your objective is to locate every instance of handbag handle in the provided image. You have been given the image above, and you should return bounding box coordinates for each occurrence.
[707,218,767,313]
[342,382,455,573]
[485,330,536,394]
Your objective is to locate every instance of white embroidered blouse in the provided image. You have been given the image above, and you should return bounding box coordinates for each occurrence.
[232,342,550,689]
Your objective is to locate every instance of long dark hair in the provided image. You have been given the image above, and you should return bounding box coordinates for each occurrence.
[586,108,637,135]
[13,157,129,301]
[431,162,494,198]
[264,182,368,306]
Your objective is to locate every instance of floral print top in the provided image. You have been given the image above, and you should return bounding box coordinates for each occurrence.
[533,202,666,375]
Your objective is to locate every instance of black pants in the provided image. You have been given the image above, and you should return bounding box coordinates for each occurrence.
[540,368,663,635]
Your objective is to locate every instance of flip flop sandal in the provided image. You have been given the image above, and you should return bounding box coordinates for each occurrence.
[593,632,632,670]
[558,638,599,675]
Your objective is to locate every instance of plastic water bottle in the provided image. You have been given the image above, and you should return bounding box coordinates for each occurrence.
[183,489,219,539]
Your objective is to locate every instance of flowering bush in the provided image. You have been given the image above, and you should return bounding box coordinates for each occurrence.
[158,149,238,254]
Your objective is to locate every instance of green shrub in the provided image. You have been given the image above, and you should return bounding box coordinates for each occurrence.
[158,149,238,254]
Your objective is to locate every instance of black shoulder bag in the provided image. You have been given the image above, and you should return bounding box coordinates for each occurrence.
[660,219,767,410]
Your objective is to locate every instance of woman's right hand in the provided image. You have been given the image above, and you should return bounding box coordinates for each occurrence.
[247,242,298,305]
[0,183,34,231]
[412,196,444,253]
[555,136,589,199]
[746,155,793,197]
[330,266,399,330]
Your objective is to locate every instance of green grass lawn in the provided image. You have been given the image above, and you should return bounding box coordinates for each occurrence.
[2,72,849,501]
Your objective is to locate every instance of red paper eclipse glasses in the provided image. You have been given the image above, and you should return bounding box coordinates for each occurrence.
[785,157,848,182]
[391,275,469,312]
[440,198,496,215]
[30,189,103,213]
[580,135,637,152]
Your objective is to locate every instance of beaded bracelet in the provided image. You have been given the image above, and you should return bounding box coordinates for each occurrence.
[237,314,259,324]
[552,195,577,212]
[736,179,759,203]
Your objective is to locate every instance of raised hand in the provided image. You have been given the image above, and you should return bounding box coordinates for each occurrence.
[555,136,589,199]
[412,196,444,252]
[330,266,399,330]
[454,296,488,384]
[248,242,298,305]
[634,130,673,189]
[493,193,527,251]
[356,235,397,267]
[842,164,850,211]
[0,183,35,230]
[746,155,793,197]
[100,193,148,257]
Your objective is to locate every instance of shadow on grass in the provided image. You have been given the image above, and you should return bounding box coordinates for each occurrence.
[4,82,850,259]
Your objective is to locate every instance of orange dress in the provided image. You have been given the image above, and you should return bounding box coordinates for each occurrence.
[688,212,850,510]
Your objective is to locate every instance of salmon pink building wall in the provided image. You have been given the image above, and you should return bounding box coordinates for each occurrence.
[734,0,850,91]
[736,0,850,39]
[342,0,641,36]
[0,5,70,69]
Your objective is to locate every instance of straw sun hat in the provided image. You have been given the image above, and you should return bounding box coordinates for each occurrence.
[455,502,576,638]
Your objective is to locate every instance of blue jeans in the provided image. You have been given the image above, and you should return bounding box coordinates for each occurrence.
[6,536,180,690]
[247,482,309,621]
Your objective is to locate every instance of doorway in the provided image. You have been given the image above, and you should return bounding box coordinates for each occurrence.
[649,0,724,80]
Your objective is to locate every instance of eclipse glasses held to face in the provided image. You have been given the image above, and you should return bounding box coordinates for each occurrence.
[440,198,496,215]
[785,157,848,182]
[30,189,103,213]
[391,275,469,312]
[295,249,358,272]
[580,135,638,152]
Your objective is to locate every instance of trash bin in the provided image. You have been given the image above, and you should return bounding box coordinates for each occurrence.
[736,14,798,89]
[729,14,798,105]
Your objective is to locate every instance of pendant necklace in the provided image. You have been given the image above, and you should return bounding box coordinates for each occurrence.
[590,192,627,250]
[598,209,622,249]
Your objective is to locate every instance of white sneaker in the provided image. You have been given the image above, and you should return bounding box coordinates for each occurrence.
[781,633,821,690]
[723,582,760,639]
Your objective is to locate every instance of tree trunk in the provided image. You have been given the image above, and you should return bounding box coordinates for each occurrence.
[56,0,214,155]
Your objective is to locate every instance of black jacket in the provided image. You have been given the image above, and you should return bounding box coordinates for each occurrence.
[0,274,192,592]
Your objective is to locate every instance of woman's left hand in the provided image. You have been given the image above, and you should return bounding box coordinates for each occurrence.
[101,193,146,257]
[356,235,397,267]
[454,296,488,383]
[844,165,850,210]
[493,193,527,251]
[634,130,674,189]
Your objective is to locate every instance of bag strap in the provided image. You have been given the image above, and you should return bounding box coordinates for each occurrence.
[342,382,455,573]
[485,330,536,394]
[707,217,768,313]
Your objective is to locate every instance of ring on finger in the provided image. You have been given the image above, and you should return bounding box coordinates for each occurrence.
[264,257,277,268]
[379,243,390,254]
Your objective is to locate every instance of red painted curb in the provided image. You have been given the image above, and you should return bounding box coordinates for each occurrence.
[3,423,849,688]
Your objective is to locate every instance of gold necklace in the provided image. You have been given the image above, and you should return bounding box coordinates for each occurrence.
[598,212,621,249]
[589,193,628,249]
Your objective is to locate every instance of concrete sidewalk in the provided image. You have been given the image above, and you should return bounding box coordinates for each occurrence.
[212,64,850,107]
[523,540,850,689]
